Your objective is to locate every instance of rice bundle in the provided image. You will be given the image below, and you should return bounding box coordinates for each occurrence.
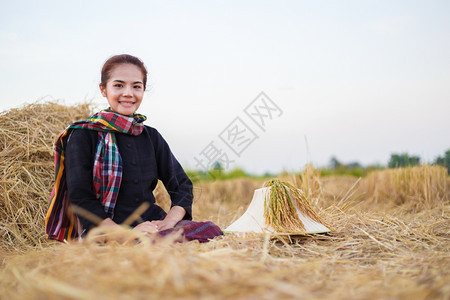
[263,179,332,234]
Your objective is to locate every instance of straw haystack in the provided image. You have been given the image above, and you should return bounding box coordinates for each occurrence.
[0,102,93,251]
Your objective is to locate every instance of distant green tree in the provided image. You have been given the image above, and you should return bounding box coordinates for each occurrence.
[212,161,223,171]
[346,161,362,169]
[224,168,248,179]
[324,156,364,177]
[388,153,420,168]
[329,156,342,169]
[434,149,450,174]
[207,161,224,180]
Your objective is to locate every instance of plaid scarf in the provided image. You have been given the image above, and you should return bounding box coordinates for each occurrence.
[45,110,146,242]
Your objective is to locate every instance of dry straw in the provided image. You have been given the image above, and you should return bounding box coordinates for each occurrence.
[360,165,449,211]
[0,101,93,251]
[1,200,448,299]
[0,102,449,299]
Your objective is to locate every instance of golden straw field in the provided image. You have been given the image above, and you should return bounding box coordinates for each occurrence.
[0,102,449,299]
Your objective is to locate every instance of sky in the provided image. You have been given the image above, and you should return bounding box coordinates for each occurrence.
[0,0,449,175]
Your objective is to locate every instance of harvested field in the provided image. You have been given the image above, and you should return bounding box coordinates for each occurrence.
[1,103,449,299]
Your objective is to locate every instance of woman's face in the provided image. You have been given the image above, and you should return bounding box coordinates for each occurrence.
[99,63,144,116]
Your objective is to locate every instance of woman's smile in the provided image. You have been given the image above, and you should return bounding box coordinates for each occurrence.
[119,100,136,106]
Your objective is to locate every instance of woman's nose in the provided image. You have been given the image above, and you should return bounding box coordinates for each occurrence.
[122,86,133,96]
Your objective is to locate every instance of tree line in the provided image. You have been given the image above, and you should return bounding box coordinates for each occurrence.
[325,149,450,176]
[186,149,450,181]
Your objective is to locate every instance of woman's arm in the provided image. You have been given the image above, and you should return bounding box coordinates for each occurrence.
[150,128,194,221]
[154,205,186,230]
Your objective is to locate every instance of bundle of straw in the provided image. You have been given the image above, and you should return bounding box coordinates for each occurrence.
[263,179,331,234]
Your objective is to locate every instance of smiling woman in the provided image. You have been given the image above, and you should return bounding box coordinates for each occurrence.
[99,55,146,116]
[44,54,223,243]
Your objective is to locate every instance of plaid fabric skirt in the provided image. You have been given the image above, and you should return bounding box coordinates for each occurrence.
[157,220,223,243]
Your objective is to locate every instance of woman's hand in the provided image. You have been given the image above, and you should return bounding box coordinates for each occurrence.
[149,219,177,231]
[133,221,160,235]
[156,206,186,231]
[89,218,129,244]
[134,206,186,234]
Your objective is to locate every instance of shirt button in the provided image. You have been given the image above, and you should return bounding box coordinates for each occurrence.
[131,160,137,166]
[127,143,132,148]
[133,179,139,184]
[135,198,140,203]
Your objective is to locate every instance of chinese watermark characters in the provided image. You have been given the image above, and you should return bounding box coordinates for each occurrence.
[193,92,282,178]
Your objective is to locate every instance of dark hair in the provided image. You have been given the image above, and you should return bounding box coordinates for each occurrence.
[100,54,148,90]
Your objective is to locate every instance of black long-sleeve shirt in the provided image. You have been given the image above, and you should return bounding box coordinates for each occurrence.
[65,126,193,231]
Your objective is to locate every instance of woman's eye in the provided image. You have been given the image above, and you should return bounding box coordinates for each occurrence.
[134,85,142,89]
[114,84,123,88]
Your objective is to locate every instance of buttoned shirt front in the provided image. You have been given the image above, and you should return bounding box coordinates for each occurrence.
[65,126,193,231]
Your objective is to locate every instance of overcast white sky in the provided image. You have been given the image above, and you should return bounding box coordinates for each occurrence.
[1,0,449,174]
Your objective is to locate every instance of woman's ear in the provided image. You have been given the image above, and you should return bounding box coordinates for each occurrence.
[99,83,107,97]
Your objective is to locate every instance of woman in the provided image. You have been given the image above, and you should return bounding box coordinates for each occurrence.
[45,54,222,243]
